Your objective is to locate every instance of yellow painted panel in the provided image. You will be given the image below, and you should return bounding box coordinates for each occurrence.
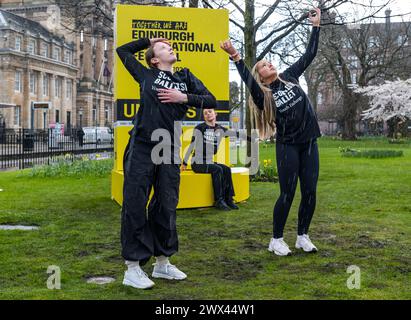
[112,167,249,209]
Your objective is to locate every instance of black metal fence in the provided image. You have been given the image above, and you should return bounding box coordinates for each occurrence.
[0,128,114,170]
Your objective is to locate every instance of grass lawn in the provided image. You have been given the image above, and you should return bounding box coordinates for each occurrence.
[0,137,410,299]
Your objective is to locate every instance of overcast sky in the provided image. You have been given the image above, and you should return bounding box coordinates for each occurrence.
[228,0,411,86]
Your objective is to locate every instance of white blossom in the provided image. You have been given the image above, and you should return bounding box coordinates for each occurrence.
[355,79,411,121]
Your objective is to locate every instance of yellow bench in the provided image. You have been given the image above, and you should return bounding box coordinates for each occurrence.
[111,125,250,209]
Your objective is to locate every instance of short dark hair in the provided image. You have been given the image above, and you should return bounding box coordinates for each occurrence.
[145,47,156,68]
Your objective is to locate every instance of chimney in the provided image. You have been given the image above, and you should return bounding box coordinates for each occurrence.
[385,9,391,28]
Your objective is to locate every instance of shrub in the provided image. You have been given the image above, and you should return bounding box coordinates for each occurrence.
[339,147,403,158]
[388,138,408,144]
[25,155,113,178]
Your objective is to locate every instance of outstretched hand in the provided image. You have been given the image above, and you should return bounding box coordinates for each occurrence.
[308,8,321,27]
[219,39,238,56]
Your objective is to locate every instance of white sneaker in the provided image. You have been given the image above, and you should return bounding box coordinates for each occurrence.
[268,238,292,256]
[152,262,187,280]
[123,266,155,289]
[296,234,318,253]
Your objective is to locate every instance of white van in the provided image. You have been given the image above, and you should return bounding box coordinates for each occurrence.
[83,127,113,144]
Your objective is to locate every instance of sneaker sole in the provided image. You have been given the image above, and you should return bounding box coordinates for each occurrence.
[295,245,318,253]
[268,248,292,256]
[122,278,154,289]
[152,272,187,280]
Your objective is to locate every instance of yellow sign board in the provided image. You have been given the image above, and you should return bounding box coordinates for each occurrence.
[114,5,229,124]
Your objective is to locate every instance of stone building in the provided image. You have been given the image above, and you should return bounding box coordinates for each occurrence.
[0,8,77,130]
[0,0,115,130]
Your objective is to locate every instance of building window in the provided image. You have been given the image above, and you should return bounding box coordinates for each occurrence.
[105,105,109,122]
[351,72,357,84]
[64,50,72,64]
[41,43,49,57]
[341,38,352,49]
[55,109,60,123]
[92,106,97,125]
[397,35,408,46]
[368,36,380,47]
[349,55,358,69]
[28,39,36,55]
[14,106,21,126]
[66,79,72,100]
[55,77,62,98]
[53,47,61,61]
[43,74,49,96]
[43,111,47,129]
[29,72,37,94]
[66,111,71,129]
[15,71,22,92]
[15,35,22,51]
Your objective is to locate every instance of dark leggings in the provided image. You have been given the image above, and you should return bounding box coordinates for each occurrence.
[273,139,319,238]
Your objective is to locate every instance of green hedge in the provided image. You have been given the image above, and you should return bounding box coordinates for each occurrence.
[339,147,403,158]
[23,155,114,178]
[388,139,409,144]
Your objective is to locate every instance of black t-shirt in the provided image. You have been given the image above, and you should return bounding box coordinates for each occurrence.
[183,122,228,165]
[116,38,217,146]
[234,27,321,144]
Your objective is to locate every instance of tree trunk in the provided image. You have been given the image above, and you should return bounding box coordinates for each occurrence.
[341,89,357,140]
[189,0,199,7]
[244,0,256,164]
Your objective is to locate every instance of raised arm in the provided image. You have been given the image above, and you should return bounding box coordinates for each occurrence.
[116,38,151,83]
[283,8,321,79]
[116,37,169,83]
[220,40,265,110]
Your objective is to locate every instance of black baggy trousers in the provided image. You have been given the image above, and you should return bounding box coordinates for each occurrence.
[121,138,180,266]
[191,162,235,202]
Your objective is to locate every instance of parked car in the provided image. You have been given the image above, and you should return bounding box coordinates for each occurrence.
[83,127,113,144]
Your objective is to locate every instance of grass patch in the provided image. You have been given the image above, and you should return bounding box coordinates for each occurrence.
[0,137,410,299]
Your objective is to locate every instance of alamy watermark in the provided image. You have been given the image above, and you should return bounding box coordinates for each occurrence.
[47,265,61,290]
[148,123,260,175]
[346,265,361,290]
